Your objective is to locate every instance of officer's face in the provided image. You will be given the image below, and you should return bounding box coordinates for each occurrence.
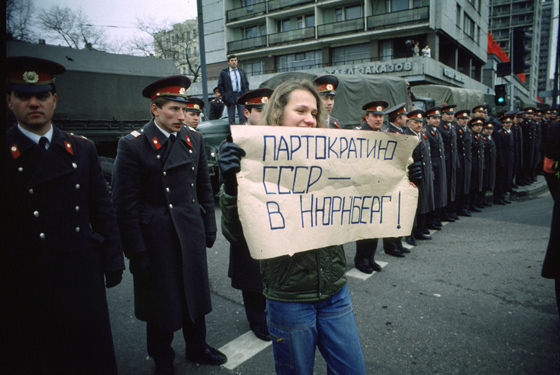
[214,91,222,99]
[472,124,482,133]
[366,113,384,130]
[6,90,57,134]
[152,100,187,133]
[281,89,317,128]
[427,116,440,127]
[457,117,469,127]
[483,127,493,135]
[184,111,201,128]
[244,107,263,126]
[524,113,533,120]
[442,112,454,123]
[408,119,423,133]
[503,121,512,130]
[320,94,335,113]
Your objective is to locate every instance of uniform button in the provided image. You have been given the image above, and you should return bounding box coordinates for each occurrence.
[75,206,80,212]
[169,204,173,209]
[191,167,195,171]
[75,227,80,232]
[166,187,170,192]
[18,167,23,173]
[189,149,192,154]
[75,184,80,189]
[39,233,45,239]
[33,211,39,218]
[190,183,194,187]
[72,163,78,168]
[163,171,167,176]
[157,155,161,159]
[29,189,34,194]
[192,199,195,203]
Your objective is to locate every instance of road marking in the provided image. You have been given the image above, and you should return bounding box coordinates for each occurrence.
[347,261,388,280]
[219,330,272,370]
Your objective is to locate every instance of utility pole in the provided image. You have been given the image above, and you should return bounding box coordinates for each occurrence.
[197,0,209,119]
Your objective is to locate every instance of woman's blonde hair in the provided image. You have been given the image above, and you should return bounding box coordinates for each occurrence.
[260,79,327,128]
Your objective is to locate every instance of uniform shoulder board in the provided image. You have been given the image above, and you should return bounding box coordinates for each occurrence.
[68,133,93,143]
[187,127,201,135]
[124,129,145,141]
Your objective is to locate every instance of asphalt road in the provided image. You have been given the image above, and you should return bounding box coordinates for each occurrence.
[107,177,560,374]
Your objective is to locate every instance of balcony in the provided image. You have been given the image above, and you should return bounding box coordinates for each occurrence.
[269,27,315,46]
[269,0,314,12]
[227,1,267,22]
[228,35,267,53]
[367,6,429,30]
[317,18,364,38]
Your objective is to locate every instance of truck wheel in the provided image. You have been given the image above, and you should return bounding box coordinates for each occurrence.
[99,156,114,193]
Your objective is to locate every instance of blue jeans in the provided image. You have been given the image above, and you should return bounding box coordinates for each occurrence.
[266,285,366,375]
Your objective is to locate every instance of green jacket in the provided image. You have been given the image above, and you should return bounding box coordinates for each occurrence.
[220,186,347,302]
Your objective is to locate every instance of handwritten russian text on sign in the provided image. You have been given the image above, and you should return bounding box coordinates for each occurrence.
[232,125,419,260]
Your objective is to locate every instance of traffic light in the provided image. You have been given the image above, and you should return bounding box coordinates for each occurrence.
[512,27,531,74]
[495,84,507,106]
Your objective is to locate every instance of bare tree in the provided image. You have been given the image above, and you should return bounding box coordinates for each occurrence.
[6,0,36,42]
[129,17,202,82]
[37,5,110,51]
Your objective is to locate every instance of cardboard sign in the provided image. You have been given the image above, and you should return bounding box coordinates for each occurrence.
[231,125,419,260]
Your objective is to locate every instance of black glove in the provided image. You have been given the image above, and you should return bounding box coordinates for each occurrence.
[206,232,217,248]
[129,252,152,278]
[218,142,246,196]
[105,270,123,288]
[407,161,423,186]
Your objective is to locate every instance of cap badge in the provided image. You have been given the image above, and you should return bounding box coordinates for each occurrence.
[179,87,187,95]
[376,106,382,111]
[262,97,269,103]
[327,84,333,91]
[194,104,200,110]
[435,110,440,115]
[23,71,39,84]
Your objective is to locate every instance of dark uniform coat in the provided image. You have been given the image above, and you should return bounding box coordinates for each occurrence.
[1,125,125,375]
[425,126,447,209]
[519,119,535,170]
[543,120,560,279]
[209,98,225,120]
[405,127,434,214]
[112,120,216,332]
[455,124,472,196]
[512,122,523,176]
[493,127,515,196]
[481,133,496,191]
[470,131,485,192]
[438,120,458,202]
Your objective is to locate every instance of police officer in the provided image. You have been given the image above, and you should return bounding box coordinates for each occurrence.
[313,75,343,128]
[480,120,497,206]
[519,107,537,185]
[112,76,226,374]
[223,88,273,340]
[512,111,524,188]
[405,110,434,242]
[209,87,225,120]
[236,88,274,126]
[355,100,395,270]
[493,114,515,205]
[382,103,412,252]
[439,104,459,221]
[2,56,125,374]
[454,109,473,217]
[469,118,485,212]
[424,107,447,229]
[184,97,205,129]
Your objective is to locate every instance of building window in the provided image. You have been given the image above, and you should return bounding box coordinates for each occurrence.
[277,18,291,32]
[297,14,315,28]
[464,14,474,38]
[332,43,370,65]
[385,0,409,12]
[335,8,343,22]
[242,24,264,39]
[335,4,362,22]
[380,40,393,61]
[456,5,461,27]
[278,50,322,72]
[243,61,264,75]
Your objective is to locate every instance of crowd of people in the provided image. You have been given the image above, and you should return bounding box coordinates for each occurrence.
[3,54,559,375]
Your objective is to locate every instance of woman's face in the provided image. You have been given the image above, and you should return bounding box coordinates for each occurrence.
[280,89,317,128]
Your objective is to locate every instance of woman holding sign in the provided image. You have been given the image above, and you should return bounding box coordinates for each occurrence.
[219,80,366,375]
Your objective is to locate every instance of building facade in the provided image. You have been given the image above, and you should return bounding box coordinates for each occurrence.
[154,19,200,78]
[200,0,490,93]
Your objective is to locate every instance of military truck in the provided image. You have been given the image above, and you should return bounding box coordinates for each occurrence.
[6,40,180,186]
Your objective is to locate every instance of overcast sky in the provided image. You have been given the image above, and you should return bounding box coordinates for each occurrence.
[32,0,198,47]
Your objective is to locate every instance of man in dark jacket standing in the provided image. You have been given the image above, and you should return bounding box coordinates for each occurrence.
[209,87,225,120]
[424,107,447,229]
[112,76,226,375]
[493,113,515,204]
[454,109,473,216]
[217,55,249,125]
[439,104,459,221]
[2,56,125,375]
